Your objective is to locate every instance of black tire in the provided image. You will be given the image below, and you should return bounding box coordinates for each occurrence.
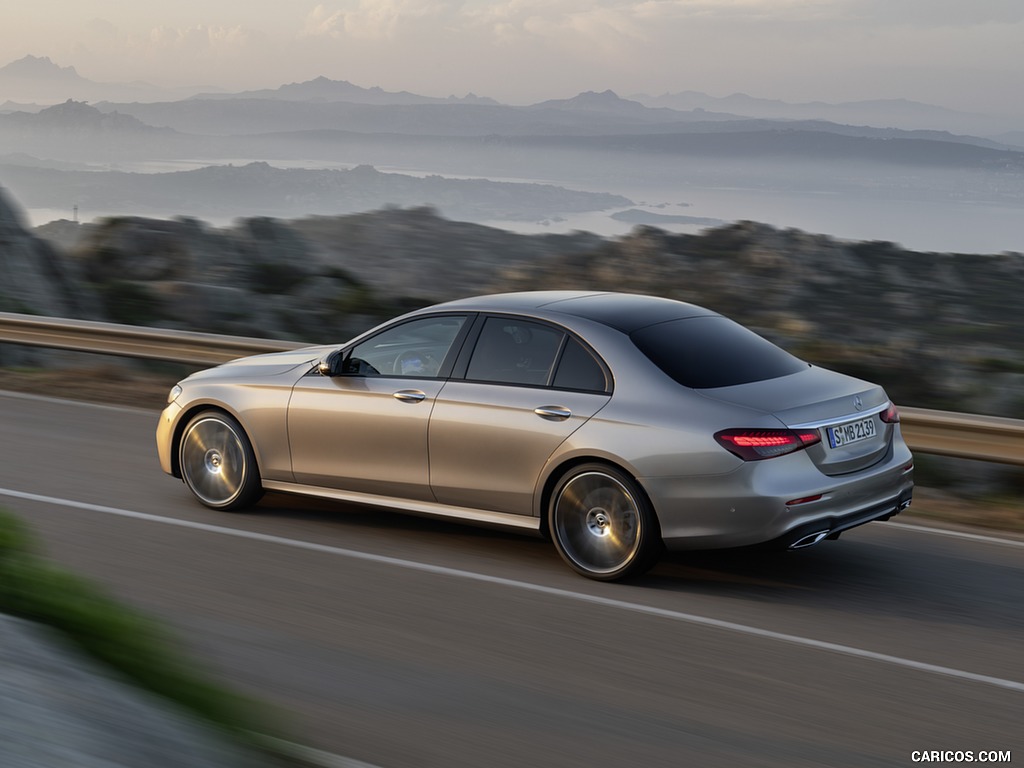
[548,463,662,581]
[179,410,263,511]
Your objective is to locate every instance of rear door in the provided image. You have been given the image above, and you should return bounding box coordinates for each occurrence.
[428,316,611,516]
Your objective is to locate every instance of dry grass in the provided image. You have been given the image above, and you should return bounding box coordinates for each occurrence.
[903,487,1024,534]
[0,364,185,410]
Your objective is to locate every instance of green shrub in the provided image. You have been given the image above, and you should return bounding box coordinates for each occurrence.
[0,508,268,739]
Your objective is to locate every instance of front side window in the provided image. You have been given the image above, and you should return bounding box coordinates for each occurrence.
[466,318,564,386]
[342,315,467,378]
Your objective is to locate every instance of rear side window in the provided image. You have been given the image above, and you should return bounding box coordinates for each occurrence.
[631,316,806,389]
[553,337,607,392]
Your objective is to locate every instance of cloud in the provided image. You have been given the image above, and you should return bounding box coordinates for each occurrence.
[854,0,1024,28]
[9,0,1019,111]
[146,24,254,53]
[303,1,453,41]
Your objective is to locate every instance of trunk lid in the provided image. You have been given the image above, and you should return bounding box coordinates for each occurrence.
[698,366,893,475]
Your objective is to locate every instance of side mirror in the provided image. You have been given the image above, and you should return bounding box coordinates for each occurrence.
[318,353,338,376]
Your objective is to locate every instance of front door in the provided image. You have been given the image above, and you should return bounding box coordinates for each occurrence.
[287,314,469,500]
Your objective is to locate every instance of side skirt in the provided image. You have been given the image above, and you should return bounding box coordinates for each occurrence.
[261,480,542,533]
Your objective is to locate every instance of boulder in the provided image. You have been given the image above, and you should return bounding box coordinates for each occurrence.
[0,615,270,768]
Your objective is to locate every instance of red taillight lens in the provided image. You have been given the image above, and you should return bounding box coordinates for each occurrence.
[714,428,821,461]
[879,404,900,423]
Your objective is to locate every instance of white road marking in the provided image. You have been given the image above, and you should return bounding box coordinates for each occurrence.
[883,520,1024,548]
[0,388,158,415]
[3,486,1023,695]
[252,735,383,768]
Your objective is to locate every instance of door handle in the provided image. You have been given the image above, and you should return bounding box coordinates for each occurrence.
[393,390,427,403]
[534,405,572,421]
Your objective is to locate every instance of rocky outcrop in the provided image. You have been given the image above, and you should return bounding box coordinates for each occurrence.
[0,615,268,768]
[290,205,604,302]
[0,186,100,366]
[67,213,382,340]
[496,222,1024,418]
[8,187,1024,422]
[0,186,94,318]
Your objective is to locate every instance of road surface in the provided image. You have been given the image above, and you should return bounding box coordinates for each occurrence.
[1,390,1021,767]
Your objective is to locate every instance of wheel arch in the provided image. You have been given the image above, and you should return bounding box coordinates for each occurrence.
[537,455,662,541]
[170,402,259,479]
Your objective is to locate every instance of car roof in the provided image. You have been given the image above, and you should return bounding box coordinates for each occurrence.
[431,291,716,333]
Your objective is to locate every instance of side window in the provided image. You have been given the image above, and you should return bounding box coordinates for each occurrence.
[553,337,608,393]
[466,318,563,386]
[341,315,466,378]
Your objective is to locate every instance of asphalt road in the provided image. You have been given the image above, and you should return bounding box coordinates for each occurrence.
[1,390,1021,768]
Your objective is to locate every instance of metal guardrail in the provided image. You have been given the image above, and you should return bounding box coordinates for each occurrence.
[0,312,305,365]
[899,407,1024,467]
[2,311,1023,465]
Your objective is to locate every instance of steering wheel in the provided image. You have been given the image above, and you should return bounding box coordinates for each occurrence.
[394,350,440,376]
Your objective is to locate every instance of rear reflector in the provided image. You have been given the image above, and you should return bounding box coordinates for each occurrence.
[786,494,823,506]
[714,428,821,461]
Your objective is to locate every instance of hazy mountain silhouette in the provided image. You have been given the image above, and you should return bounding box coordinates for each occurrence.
[0,55,82,82]
[0,100,169,134]
[193,75,499,106]
[1,56,1021,251]
[527,90,693,119]
[89,88,1014,152]
[0,161,631,222]
[631,90,1014,136]
[0,55,221,104]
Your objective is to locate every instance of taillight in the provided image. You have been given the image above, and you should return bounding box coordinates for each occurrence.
[879,403,900,423]
[714,428,821,461]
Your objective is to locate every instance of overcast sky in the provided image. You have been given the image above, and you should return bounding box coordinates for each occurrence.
[4,0,1023,114]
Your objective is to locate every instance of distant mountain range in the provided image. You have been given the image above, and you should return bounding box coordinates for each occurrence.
[1,54,1022,249]
[3,99,1020,173]
[630,90,1001,132]
[0,55,220,104]
[0,55,81,82]
[3,54,1020,138]
[192,75,498,106]
[0,160,631,222]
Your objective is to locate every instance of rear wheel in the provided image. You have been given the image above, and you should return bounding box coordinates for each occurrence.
[179,411,263,510]
[549,464,661,581]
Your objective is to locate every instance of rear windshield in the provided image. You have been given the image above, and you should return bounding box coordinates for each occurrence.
[630,316,806,389]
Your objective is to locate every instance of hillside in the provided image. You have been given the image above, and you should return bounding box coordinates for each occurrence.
[0,84,1021,254]
[0,161,631,222]
[2,186,1020,426]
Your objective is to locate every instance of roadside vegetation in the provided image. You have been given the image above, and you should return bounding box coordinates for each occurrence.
[0,507,275,743]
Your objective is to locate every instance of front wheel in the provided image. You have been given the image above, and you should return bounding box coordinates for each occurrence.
[179,411,263,511]
[549,464,662,581]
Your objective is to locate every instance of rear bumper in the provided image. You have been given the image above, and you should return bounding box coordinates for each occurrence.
[645,436,914,551]
[766,487,912,550]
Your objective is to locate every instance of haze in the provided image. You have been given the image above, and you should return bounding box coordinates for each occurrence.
[4,0,1024,115]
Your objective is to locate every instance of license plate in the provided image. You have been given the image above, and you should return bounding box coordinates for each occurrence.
[826,416,876,448]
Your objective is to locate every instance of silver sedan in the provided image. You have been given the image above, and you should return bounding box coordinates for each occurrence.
[157,291,914,580]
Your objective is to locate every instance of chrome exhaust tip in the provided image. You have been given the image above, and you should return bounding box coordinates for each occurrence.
[789,530,831,550]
